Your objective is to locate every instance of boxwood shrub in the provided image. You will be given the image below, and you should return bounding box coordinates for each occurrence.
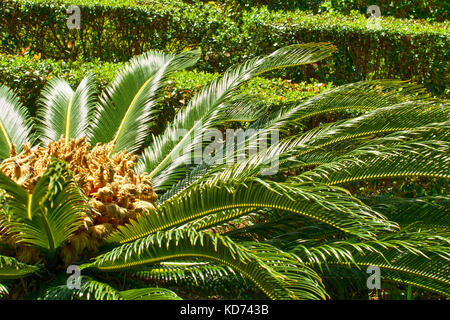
[222,0,448,21]
[0,53,329,122]
[0,0,448,96]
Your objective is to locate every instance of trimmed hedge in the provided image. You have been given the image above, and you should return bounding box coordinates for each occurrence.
[0,52,329,121]
[241,8,449,97]
[225,0,448,21]
[0,0,448,96]
[327,0,448,22]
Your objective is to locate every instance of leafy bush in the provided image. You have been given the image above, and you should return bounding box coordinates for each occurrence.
[0,53,329,121]
[1,1,448,96]
[223,0,448,21]
[241,8,449,97]
[327,0,448,21]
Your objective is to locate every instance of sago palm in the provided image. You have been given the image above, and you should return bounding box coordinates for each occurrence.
[0,43,448,300]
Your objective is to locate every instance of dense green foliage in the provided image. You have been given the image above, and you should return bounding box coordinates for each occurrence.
[0,53,329,122]
[0,0,448,301]
[227,0,448,21]
[241,7,449,98]
[1,0,448,96]
[0,44,449,300]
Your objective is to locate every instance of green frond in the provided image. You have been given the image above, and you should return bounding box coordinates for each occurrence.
[0,282,8,298]
[218,94,272,123]
[227,212,343,245]
[136,43,336,191]
[280,101,449,168]
[292,137,449,186]
[181,208,256,232]
[89,49,200,154]
[362,196,449,229]
[107,180,395,244]
[36,74,97,145]
[129,261,241,285]
[0,254,41,279]
[157,82,440,198]
[0,159,85,253]
[119,288,182,300]
[310,249,450,297]
[86,229,328,300]
[0,85,34,159]
[42,276,121,300]
[292,231,450,296]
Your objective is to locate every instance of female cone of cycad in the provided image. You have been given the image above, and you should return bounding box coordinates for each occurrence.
[0,137,157,265]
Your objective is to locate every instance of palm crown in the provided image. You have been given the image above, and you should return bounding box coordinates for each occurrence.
[0,43,448,300]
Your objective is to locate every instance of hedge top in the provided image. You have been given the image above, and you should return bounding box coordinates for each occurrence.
[246,7,449,36]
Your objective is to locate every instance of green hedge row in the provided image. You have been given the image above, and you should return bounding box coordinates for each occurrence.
[0,0,448,96]
[0,52,329,125]
[326,0,448,21]
[241,8,449,97]
[224,0,448,22]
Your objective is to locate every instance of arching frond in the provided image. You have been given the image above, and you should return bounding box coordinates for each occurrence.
[86,230,328,300]
[136,43,337,191]
[362,196,449,229]
[106,180,395,245]
[0,159,85,253]
[119,288,182,300]
[291,230,450,296]
[280,102,449,167]
[158,83,440,200]
[226,212,343,245]
[89,49,200,154]
[0,85,34,159]
[0,254,41,279]
[292,137,449,186]
[129,261,241,285]
[42,276,121,300]
[250,80,430,133]
[306,246,450,297]
[36,74,97,146]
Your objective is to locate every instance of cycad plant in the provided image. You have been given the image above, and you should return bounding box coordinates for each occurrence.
[0,43,448,300]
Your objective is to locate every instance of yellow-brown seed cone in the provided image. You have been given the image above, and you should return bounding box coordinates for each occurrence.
[0,137,158,265]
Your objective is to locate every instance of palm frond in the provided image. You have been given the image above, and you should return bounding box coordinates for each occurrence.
[42,276,121,300]
[36,74,97,146]
[0,85,34,159]
[303,243,450,296]
[0,159,85,253]
[250,80,429,132]
[292,137,449,186]
[158,82,438,199]
[291,229,450,296]
[217,94,273,123]
[136,43,337,191]
[89,49,200,154]
[0,282,8,298]
[362,196,449,229]
[106,180,396,244]
[280,101,449,167]
[86,229,328,299]
[0,254,40,279]
[119,287,182,300]
[129,261,241,285]
[226,212,342,244]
